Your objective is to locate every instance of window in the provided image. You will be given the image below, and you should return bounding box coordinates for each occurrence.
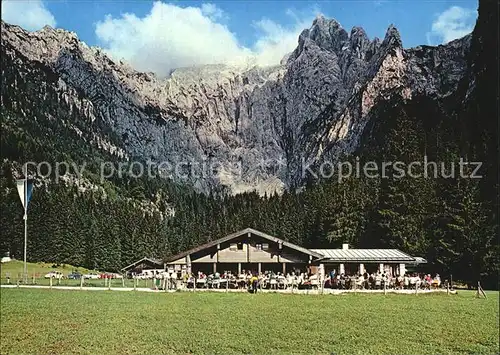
[237,243,244,250]
[229,243,237,251]
[256,243,262,250]
[262,243,269,250]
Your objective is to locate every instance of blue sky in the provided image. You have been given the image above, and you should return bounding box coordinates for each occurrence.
[43,0,478,47]
[2,0,478,76]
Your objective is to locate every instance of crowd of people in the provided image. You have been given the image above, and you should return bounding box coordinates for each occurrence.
[182,270,444,291]
[183,270,320,291]
[325,271,443,290]
[134,268,445,292]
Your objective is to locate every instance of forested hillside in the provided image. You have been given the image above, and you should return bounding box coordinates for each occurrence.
[1,1,497,288]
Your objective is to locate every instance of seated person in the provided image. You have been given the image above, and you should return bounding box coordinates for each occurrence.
[396,275,403,289]
[432,274,441,288]
[368,273,375,288]
[425,274,432,289]
[357,274,364,288]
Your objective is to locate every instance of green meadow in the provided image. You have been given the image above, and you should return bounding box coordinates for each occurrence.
[1,288,498,355]
[0,260,97,279]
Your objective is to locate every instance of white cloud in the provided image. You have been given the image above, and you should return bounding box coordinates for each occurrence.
[95,2,315,77]
[1,0,56,31]
[252,9,316,66]
[427,6,476,45]
[200,3,226,21]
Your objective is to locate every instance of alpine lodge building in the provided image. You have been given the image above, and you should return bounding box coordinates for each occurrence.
[128,228,427,278]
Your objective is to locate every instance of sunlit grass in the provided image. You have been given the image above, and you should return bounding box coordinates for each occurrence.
[0,260,97,279]
[1,288,498,355]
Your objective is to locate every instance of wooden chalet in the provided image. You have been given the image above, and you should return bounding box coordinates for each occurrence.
[165,228,323,275]
[121,257,165,275]
[124,228,427,278]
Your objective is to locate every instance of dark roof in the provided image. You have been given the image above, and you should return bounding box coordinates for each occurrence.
[311,249,416,263]
[121,257,164,271]
[410,256,428,264]
[165,228,324,262]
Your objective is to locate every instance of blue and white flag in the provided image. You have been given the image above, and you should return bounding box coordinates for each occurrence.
[16,179,34,210]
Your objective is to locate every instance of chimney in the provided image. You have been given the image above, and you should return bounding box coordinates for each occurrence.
[342,243,349,250]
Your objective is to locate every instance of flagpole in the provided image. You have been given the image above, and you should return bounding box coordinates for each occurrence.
[23,175,28,284]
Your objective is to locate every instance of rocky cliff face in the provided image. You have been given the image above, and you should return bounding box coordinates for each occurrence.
[0,16,471,194]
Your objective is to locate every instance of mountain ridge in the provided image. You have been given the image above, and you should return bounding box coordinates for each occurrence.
[1,3,497,287]
[1,17,472,194]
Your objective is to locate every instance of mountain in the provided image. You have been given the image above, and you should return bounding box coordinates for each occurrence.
[0,2,497,287]
[1,15,471,195]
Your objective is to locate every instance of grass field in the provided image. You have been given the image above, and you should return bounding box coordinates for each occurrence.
[1,260,97,279]
[0,260,117,287]
[1,288,498,355]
